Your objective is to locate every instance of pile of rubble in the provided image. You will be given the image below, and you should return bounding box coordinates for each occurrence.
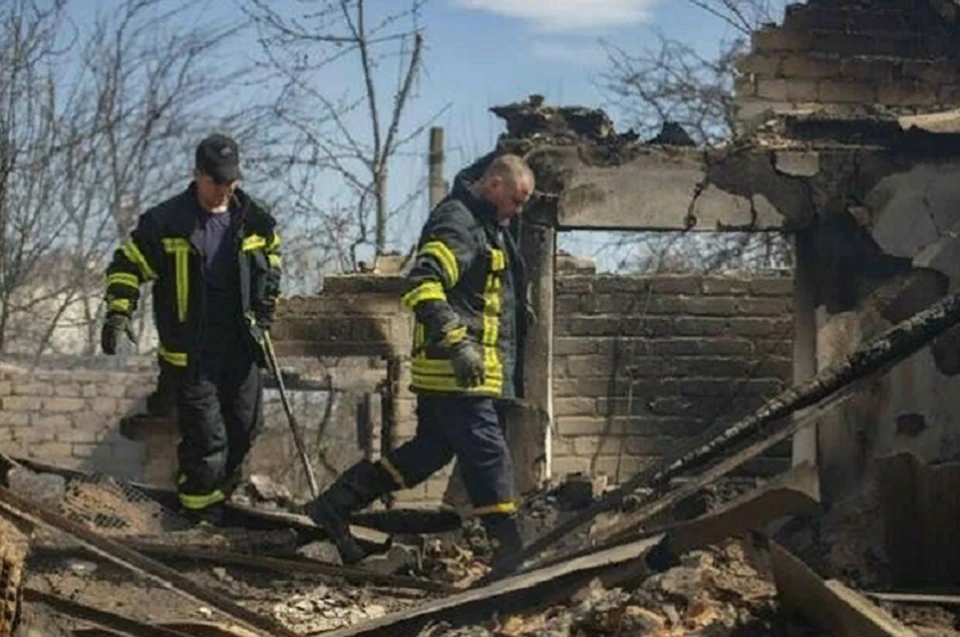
[426,541,819,637]
[272,585,393,633]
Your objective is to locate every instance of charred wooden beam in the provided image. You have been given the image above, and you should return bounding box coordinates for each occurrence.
[321,535,667,637]
[484,292,960,583]
[769,541,918,637]
[530,461,820,573]
[24,588,193,637]
[122,545,456,594]
[9,457,462,538]
[0,487,296,637]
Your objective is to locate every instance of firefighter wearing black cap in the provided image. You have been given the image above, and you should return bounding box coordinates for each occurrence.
[101,134,282,521]
[306,152,535,566]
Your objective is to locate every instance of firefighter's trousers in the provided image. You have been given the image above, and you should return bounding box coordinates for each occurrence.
[381,396,516,515]
[175,336,263,511]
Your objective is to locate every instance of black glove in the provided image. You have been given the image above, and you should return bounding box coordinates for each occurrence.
[254,298,276,328]
[101,313,136,355]
[450,340,484,388]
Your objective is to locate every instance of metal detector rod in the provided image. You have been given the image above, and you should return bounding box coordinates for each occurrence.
[263,332,321,498]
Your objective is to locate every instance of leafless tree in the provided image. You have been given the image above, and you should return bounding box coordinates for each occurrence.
[590,0,791,274]
[0,0,253,358]
[245,0,443,275]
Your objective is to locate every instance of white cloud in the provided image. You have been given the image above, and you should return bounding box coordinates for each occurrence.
[530,39,607,66]
[456,0,660,32]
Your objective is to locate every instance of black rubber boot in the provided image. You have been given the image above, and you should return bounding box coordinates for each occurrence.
[304,460,395,565]
[480,513,524,568]
[182,501,226,527]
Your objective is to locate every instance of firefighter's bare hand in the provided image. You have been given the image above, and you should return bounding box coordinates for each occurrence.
[451,341,484,388]
[101,313,135,355]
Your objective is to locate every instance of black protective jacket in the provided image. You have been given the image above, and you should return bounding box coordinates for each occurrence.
[104,184,282,374]
[402,153,529,399]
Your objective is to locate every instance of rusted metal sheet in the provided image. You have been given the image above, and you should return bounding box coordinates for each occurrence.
[323,535,666,637]
[876,452,960,588]
[769,542,918,637]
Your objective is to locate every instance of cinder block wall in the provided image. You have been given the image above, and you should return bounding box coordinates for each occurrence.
[0,357,376,498]
[550,273,794,481]
[0,362,156,477]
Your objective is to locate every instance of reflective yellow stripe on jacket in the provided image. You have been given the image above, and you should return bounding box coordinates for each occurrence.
[411,248,506,395]
[106,272,140,290]
[161,238,190,323]
[121,240,158,281]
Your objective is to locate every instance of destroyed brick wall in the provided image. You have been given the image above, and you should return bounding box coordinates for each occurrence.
[736,0,960,122]
[0,362,155,477]
[0,357,379,498]
[271,270,795,506]
[549,273,794,480]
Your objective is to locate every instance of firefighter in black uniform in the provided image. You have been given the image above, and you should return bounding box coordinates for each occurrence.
[305,152,535,566]
[100,134,282,521]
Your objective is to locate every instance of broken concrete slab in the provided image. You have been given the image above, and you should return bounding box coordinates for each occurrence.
[554,147,789,231]
[769,541,919,637]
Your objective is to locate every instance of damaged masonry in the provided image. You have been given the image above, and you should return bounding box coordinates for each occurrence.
[5,0,960,635]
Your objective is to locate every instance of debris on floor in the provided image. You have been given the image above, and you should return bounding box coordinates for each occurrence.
[272,585,396,633]
[421,541,824,637]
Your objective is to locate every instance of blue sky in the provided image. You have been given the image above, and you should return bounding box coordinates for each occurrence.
[65,0,789,270]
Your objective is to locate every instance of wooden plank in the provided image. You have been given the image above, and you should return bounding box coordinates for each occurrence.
[0,487,296,637]
[483,290,960,583]
[645,461,820,553]
[156,623,260,637]
[876,452,960,588]
[320,535,666,637]
[769,542,918,637]
[594,432,827,548]
[531,462,820,573]
[123,544,456,594]
[517,220,555,485]
[862,592,960,607]
[10,457,463,537]
[24,588,193,637]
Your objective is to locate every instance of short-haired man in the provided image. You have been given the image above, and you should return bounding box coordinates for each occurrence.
[101,134,282,522]
[305,152,535,566]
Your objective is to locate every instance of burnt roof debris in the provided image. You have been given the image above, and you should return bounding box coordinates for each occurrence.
[490,95,621,143]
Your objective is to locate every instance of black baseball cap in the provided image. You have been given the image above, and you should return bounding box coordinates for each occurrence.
[195,134,242,183]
